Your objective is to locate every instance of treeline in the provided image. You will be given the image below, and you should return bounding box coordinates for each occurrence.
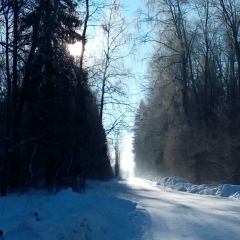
[133,0,240,184]
[0,0,113,196]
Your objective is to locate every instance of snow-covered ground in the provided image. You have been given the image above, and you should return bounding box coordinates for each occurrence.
[121,177,240,240]
[0,181,146,240]
[152,176,240,199]
[1,176,240,240]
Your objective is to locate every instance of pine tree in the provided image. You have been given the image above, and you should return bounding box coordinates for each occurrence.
[0,0,113,195]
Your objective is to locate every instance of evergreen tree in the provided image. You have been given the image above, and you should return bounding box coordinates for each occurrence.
[0,0,113,195]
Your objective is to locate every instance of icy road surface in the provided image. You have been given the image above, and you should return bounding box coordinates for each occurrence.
[114,177,240,240]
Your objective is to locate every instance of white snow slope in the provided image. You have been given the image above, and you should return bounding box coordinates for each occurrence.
[1,177,240,240]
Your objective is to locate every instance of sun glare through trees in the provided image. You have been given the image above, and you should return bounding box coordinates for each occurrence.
[68,42,82,56]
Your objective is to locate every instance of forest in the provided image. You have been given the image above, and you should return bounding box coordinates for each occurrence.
[1,0,240,196]
[0,0,131,196]
[133,0,240,184]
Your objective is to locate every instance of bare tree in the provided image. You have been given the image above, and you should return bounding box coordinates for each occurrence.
[133,0,240,183]
[217,0,240,108]
[87,0,134,136]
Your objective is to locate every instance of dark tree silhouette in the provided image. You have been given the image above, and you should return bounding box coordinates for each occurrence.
[0,0,113,196]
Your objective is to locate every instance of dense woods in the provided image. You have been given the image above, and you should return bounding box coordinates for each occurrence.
[133,0,240,184]
[0,0,113,196]
[2,0,239,196]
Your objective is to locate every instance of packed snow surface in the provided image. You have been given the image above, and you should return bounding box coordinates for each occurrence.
[1,176,240,240]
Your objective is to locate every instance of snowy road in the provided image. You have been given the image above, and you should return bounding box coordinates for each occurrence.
[114,178,240,240]
[1,177,240,240]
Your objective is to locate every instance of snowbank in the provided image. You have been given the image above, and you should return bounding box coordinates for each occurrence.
[0,181,146,240]
[152,176,240,199]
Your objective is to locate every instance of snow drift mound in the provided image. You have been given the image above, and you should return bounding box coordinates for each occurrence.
[1,185,147,240]
[155,177,240,199]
